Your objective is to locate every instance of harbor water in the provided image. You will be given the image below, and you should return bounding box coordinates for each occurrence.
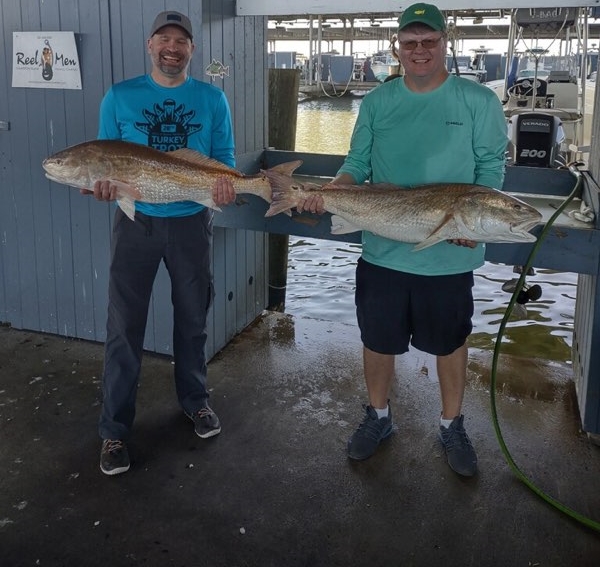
[286,95,576,364]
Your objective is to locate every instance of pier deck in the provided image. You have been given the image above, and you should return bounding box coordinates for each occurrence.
[1,313,599,566]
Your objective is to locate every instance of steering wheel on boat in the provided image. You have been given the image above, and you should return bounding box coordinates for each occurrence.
[508,77,548,97]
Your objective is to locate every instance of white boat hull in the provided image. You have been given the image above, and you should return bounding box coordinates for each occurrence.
[371,63,399,82]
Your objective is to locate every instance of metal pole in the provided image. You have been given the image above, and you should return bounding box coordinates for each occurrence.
[308,16,314,86]
[317,15,323,89]
[503,9,517,102]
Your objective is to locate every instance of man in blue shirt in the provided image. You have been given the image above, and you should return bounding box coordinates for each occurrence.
[81,11,236,475]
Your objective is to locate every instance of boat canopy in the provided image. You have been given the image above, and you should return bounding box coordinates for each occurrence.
[238,1,600,17]
[515,7,578,31]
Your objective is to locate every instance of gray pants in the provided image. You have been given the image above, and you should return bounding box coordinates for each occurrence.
[98,207,214,440]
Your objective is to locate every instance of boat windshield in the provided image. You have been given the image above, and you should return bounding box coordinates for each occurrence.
[516,53,578,81]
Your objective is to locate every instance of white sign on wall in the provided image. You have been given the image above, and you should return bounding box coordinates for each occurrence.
[12,31,82,90]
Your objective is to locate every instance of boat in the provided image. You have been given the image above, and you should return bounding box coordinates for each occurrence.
[448,47,490,83]
[352,55,367,81]
[369,50,400,82]
[488,8,589,168]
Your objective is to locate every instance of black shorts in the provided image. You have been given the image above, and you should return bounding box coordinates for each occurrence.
[355,258,474,356]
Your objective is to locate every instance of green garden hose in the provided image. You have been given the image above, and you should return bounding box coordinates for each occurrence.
[490,162,600,532]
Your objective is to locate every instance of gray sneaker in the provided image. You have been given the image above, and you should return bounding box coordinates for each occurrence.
[347,404,393,460]
[100,439,130,476]
[186,406,221,439]
[439,415,478,477]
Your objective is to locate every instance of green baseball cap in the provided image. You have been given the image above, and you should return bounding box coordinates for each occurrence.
[398,3,447,31]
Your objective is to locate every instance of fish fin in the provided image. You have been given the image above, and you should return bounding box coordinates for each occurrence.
[367,182,404,191]
[267,160,303,177]
[261,161,308,217]
[191,197,222,212]
[259,160,304,212]
[412,213,457,251]
[333,183,403,192]
[412,236,446,252]
[169,149,244,177]
[264,198,295,218]
[330,215,361,234]
[117,198,136,221]
[106,179,142,200]
[262,165,303,217]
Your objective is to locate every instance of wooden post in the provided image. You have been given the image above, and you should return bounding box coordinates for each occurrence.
[267,68,300,311]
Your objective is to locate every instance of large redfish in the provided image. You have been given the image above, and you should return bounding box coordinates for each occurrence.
[43,140,298,221]
[262,169,542,251]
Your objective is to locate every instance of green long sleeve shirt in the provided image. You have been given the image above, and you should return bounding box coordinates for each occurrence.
[338,74,507,275]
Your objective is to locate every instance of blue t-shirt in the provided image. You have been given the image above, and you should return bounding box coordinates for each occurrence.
[338,74,507,275]
[98,74,235,217]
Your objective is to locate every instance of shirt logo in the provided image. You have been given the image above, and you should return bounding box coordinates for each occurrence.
[135,99,203,150]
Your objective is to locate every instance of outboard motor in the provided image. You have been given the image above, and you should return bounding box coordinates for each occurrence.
[504,112,560,303]
[508,112,564,168]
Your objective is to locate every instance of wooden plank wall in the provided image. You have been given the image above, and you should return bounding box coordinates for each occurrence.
[574,80,600,433]
[0,0,269,357]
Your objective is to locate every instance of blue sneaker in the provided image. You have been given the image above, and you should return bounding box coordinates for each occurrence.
[439,415,478,477]
[347,404,393,460]
[185,406,221,439]
[100,439,130,476]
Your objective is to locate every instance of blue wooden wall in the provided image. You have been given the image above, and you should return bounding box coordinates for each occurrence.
[0,0,269,357]
[573,76,600,434]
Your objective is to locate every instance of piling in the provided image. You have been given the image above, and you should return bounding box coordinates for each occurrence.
[267,68,301,311]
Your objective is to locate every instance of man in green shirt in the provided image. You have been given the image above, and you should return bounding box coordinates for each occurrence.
[300,3,507,476]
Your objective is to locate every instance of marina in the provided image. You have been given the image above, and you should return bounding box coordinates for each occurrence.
[2,2,600,565]
[270,7,600,107]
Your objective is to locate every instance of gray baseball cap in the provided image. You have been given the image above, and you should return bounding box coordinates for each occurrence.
[149,11,193,39]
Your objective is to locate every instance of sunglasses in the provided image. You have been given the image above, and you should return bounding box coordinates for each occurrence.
[399,36,444,50]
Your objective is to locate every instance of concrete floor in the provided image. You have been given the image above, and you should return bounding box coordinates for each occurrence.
[1,313,599,567]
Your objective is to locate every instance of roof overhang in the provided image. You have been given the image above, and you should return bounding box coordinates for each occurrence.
[236,1,599,16]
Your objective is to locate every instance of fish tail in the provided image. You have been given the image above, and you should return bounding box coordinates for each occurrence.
[263,172,298,217]
[262,160,303,217]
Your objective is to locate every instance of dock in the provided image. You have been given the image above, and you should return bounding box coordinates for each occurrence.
[1,313,600,566]
[299,80,381,97]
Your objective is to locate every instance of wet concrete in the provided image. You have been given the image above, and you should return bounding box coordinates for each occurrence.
[1,313,599,567]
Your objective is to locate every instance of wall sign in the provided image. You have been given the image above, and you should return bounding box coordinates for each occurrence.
[12,31,82,90]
